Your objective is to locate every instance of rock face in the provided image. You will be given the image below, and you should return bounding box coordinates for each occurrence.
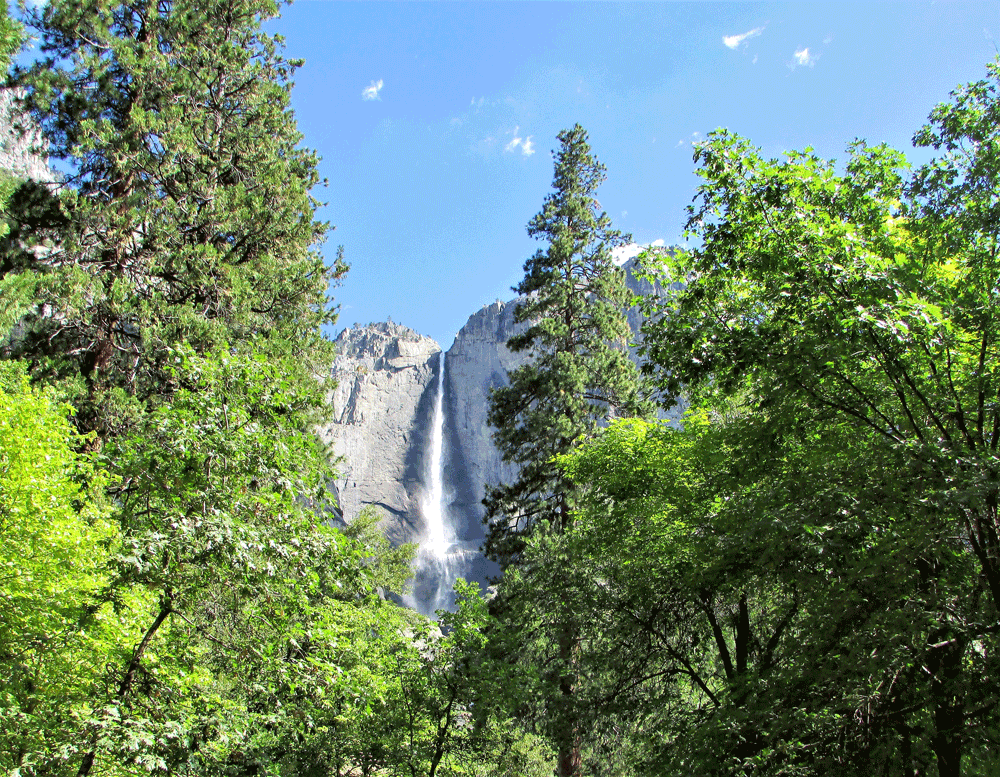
[443,299,530,538]
[0,89,52,183]
[318,322,441,546]
[322,259,679,605]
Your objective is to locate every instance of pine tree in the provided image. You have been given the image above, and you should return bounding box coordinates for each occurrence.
[5,0,344,437]
[484,124,649,569]
[0,1,351,772]
[483,125,650,777]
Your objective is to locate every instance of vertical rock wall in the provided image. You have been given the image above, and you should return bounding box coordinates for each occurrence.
[0,89,52,183]
[442,299,530,543]
[318,322,441,546]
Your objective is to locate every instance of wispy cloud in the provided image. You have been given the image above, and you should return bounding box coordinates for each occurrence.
[723,26,764,50]
[505,127,535,157]
[362,79,383,101]
[791,48,817,68]
[675,131,703,148]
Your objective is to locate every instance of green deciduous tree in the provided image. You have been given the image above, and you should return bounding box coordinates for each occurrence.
[623,59,1000,775]
[558,408,997,775]
[0,362,138,776]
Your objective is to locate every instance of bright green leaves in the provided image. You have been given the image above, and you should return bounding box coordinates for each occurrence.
[0,362,112,631]
[0,362,130,776]
[625,59,1000,775]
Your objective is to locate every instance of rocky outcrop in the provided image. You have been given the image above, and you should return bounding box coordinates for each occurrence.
[322,259,680,611]
[0,90,52,183]
[318,322,440,546]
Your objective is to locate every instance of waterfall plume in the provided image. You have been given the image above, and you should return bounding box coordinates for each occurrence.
[410,350,478,617]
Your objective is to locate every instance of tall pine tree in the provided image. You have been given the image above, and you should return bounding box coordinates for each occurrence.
[484,125,649,777]
[0,1,352,773]
[484,124,649,568]
[5,0,343,437]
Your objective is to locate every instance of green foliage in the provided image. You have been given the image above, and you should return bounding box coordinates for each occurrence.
[556,411,954,774]
[0,1,370,773]
[6,0,344,437]
[342,505,418,598]
[483,125,651,777]
[0,4,21,70]
[0,1,28,323]
[0,362,135,776]
[567,58,1000,775]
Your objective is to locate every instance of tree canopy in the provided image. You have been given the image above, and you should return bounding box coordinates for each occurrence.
[537,59,1000,776]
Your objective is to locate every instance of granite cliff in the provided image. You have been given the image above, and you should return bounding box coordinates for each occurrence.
[319,321,441,546]
[322,261,673,613]
[0,89,52,183]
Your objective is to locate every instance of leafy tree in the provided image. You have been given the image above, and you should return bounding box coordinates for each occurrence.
[557,408,996,776]
[0,9,19,65]
[0,6,29,327]
[483,125,650,777]
[0,362,136,776]
[630,59,1000,775]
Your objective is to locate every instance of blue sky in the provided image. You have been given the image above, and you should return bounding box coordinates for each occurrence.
[268,2,999,349]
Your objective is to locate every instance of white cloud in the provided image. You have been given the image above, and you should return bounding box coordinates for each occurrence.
[505,127,536,157]
[677,131,703,149]
[612,244,642,266]
[792,48,817,68]
[723,26,764,50]
[362,79,383,101]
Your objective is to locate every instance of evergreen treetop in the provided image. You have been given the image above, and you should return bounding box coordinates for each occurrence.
[484,123,649,569]
[6,0,344,437]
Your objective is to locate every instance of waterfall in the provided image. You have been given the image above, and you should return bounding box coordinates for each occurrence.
[422,350,451,557]
[410,350,478,617]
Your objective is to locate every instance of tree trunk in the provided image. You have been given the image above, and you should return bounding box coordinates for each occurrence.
[928,634,965,777]
[557,620,581,777]
[77,597,173,777]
